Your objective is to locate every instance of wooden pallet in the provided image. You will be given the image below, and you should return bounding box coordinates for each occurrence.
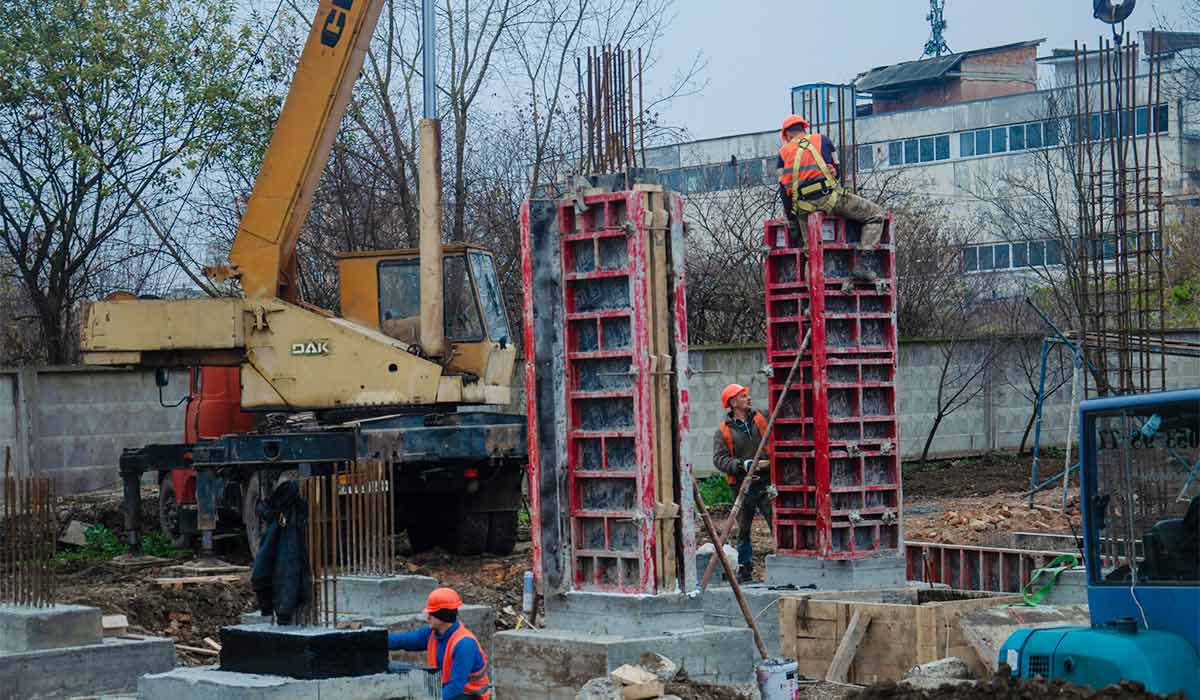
[779,588,1022,684]
[151,574,245,589]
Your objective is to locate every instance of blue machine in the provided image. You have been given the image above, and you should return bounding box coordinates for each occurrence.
[1001,389,1200,698]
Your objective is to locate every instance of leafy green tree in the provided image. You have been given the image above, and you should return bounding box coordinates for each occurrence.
[0,0,260,363]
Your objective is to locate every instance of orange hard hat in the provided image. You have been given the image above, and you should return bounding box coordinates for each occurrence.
[781,115,810,142]
[423,587,464,614]
[721,384,750,409]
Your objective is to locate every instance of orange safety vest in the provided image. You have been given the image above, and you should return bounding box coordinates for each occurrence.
[427,624,491,699]
[778,133,836,189]
[719,412,769,485]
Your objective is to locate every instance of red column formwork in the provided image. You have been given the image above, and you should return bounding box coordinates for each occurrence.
[521,189,694,595]
[763,212,902,559]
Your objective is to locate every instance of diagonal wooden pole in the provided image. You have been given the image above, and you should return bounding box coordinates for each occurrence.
[693,479,769,659]
[699,328,812,591]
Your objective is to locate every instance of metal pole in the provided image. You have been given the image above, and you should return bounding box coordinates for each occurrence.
[421,0,436,119]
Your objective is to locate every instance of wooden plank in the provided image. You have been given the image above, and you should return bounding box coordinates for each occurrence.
[151,574,244,587]
[779,598,797,658]
[826,610,871,683]
[914,605,937,665]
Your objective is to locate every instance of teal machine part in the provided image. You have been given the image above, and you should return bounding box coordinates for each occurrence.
[1000,620,1200,699]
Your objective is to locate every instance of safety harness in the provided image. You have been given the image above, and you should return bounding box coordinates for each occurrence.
[789,136,841,215]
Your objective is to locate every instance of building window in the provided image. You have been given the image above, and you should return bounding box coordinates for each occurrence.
[857,145,874,172]
[904,139,919,164]
[1026,122,1043,149]
[975,129,991,156]
[1102,112,1117,139]
[1012,241,1029,267]
[684,167,704,193]
[661,169,683,193]
[978,245,995,271]
[1088,114,1101,140]
[919,137,935,162]
[935,134,950,160]
[888,141,903,167]
[1155,104,1169,133]
[1009,125,1025,151]
[737,158,764,185]
[1046,239,1062,266]
[991,127,1007,153]
[1029,240,1045,266]
[1044,120,1061,147]
[994,243,1010,269]
[964,247,978,272]
[1136,106,1150,135]
[960,132,975,157]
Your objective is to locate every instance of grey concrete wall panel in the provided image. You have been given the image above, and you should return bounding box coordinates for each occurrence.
[0,636,174,699]
[543,591,705,636]
[138,666,439,700]
[0,603,102,652]
[493,626,755,700]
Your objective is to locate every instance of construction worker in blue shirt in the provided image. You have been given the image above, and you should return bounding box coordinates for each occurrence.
[388,587,491,699]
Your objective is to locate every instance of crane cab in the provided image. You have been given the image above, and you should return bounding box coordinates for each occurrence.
[337,243,515,397]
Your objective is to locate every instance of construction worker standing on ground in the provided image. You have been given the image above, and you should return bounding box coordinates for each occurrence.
[388,587,491,699]
[712,383,774,583]
[777,114,887,282]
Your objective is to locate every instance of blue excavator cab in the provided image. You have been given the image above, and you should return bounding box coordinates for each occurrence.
[1001,389,1200,699]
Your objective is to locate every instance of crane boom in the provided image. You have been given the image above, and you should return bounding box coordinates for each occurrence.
[227,0,384,300]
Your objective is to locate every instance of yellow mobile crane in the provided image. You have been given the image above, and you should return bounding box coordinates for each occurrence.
[83,0,526,557]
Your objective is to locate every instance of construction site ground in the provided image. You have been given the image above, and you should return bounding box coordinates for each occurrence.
[48,450,1126,699]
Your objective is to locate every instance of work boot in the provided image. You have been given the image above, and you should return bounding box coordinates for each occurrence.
[737,565,754,584]
[850,265,877,283]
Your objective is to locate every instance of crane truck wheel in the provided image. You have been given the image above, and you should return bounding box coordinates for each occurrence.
[242,469,300,558]
[444,502,489,555]
[406,520,438,554]
[485,511,518,555]
[157,474,194,549]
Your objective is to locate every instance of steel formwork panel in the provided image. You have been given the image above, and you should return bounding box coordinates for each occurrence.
[522,187,693,596]
[764,212,901,559]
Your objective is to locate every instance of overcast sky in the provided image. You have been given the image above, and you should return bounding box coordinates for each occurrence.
[644,0,1191,141]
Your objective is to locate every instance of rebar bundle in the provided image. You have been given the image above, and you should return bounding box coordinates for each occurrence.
[576,45,645,175]
[1,448,57,608]
[1072,32,1168,397]
[298,459,394,627]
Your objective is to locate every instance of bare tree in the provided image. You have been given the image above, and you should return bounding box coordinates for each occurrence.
[683,178,776,344]
[0,0,258,363]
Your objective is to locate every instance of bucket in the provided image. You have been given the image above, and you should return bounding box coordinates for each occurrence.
[756,658,799,700]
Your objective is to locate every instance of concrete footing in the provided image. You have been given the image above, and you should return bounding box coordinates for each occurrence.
[543,591,706,636]
[334,575,438,617]
[0,603,102,652]
[765,551,907,589]
[701,584,789,658]
[1,636,175,699]
[0,604,174,699]
[493,625,758,700]
[138,666,439,700]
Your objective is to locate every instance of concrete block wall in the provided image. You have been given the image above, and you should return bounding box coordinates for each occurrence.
[0,367,186,495]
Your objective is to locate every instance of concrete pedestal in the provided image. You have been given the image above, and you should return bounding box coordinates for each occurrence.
[334,575,439,617]
[765,552,907,590]
[0,603,102,652]
[543,591,706,636]
[493,626,758,700]
[701,583,795,659]
[0,604,174,698]
[138,666,439,700]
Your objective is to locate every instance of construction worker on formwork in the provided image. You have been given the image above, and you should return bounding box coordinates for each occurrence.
[712,383,774,583]
[388,587,491,699]
[777,114,887,282]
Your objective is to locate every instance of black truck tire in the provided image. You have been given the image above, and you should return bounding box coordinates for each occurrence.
[444,504,489,555]
[158,475,193,548]
[406,520,438,554]
[486,510,518,555]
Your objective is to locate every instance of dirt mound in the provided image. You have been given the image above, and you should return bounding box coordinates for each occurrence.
[851,672,1182,699]
[903,452,1041,499]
